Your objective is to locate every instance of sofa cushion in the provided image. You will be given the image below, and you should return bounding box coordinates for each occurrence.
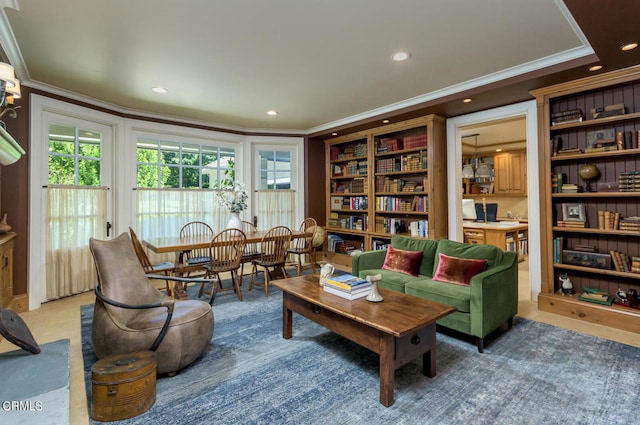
[433,238,502,274]
[391,235,439,277]
[405,278,471,313]
[356,268,415,293]
[382,246,423,277]
[433,253,488,286]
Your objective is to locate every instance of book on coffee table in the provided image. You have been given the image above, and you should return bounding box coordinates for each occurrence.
[323,284,370,300]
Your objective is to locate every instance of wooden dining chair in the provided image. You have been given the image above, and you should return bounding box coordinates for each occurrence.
[179,221,214,276]
[239,220,262,283]
[200,229,247,302]
[128,227,176,295]
[286,217,318,276]
[249,226,292,296]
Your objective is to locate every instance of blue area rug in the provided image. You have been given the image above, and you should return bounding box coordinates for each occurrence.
[0,339,70,425]
[81,278,640,425]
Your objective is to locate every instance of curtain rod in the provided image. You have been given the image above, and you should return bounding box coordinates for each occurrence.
[43,185,110,189]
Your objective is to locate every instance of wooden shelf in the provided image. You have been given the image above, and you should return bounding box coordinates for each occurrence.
[551,192,640,198]
[553,263,640,280]
[551,147,640,162]
[550,111,640,131]
[538,292,640,334]
[552,227,640,236]
[375,169,427,176]
[532,65,640,334]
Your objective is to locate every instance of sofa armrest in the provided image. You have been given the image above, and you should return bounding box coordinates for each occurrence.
[468,251,518,338]
[351,249,387,275]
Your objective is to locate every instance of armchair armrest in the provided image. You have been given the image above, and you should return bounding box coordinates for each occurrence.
[147,274,220,305]
[94,285,175,351]
[351,250,388,276]
[468,252,518,337]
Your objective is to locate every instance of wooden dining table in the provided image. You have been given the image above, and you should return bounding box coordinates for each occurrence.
[143,229,311,297]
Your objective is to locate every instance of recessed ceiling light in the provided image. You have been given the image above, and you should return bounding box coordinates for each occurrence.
[391,51,410,61]
[151,86,168,94]
[463,98,472,103]
[495,148,502,152]
[589,65,603,72]
[621,43,638,51]
[267,110,278,116]
[382,119,390,124]
[331,132,338,136]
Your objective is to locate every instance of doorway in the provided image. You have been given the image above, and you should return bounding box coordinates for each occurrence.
[446,101,540,302]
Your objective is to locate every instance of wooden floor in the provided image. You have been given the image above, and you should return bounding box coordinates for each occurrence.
[1,259,639,425]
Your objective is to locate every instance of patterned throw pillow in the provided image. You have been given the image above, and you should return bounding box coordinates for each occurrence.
[382,246,423,277]
[433,253,488,286]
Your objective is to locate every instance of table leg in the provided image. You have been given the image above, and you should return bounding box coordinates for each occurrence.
[422,328,437,378]
[379,333,395,407]
[282,294,293,339]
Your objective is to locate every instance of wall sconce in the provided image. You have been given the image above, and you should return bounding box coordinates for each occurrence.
[0,61,25,165]
[0,62,21,121]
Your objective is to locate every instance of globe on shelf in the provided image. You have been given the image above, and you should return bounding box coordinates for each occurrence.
[578,163,600,192]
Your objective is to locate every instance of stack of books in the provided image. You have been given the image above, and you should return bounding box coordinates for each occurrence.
[619,171,640,192]
[560,184,582,193]
[556,220,587,228]
[578,287,614,306]
[324,274,371,300]
[619,216,640,231]
[551,109,584,126]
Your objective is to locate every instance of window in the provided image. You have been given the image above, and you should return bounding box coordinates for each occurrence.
[135,138,240,240]
[257,150,291,189]
[48,123,102,186]
[136,139,236,189]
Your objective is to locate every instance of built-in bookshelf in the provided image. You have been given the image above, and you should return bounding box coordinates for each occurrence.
[531,65,640,334]
[324,115,447,266]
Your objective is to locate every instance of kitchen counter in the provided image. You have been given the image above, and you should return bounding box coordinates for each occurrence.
[463,222,528,260]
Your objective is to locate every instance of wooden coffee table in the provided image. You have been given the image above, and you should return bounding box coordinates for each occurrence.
[271,274,456,407]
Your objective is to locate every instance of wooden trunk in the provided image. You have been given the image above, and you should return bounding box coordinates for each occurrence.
[91,351,157,422]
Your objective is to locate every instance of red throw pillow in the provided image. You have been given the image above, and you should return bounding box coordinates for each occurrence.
[382,246,423,277]
[433,253,488,286]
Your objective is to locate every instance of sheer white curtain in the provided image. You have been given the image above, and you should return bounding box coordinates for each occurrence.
[45,186,107,300]
[135,189,237,263]
[256,190,295,230]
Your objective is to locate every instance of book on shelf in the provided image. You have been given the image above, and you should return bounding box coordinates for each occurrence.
[323,284,370,300]
[551,109,584,126]
[552,236,564,264]
[578,291,614,306]
[597,210,620,230]
[591,103,625,120]
[551,172,566,193]
[560,184,582,193]
[619,216,640,231]
[555,147,583,155]
[556,220,587,228]
[324,274,369,291]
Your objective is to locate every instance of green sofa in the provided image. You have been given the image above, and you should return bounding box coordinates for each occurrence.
[351,236,518,352]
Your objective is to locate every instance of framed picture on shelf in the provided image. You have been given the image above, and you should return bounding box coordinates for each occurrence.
[586,129,615,149]
[562,203,586,221]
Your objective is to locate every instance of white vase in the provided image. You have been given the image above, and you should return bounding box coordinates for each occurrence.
[227,212,243,231]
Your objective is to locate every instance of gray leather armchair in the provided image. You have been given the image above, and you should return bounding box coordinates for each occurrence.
[89,233,216,375]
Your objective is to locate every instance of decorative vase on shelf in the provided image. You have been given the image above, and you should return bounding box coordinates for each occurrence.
[227,212,243,231]
[0,214,11,234]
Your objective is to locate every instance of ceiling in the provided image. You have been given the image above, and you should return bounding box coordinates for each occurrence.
[1,0,639,139]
